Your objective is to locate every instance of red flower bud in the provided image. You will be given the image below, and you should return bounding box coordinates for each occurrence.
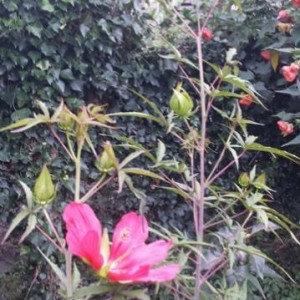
[239,95,253,107]
[200,28,213,41]
[260,50,271,61]
[277,120,294,136]
[282,63,299,82]
[292,0,300,8]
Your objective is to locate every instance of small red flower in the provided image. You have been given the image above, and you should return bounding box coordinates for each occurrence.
[277,10,293,23]
[292,0,300,8]
[239,95,253,107]
[282,63,299,82]
[277,120,294,136]
[260,50,271,61]
[201,28,213,41]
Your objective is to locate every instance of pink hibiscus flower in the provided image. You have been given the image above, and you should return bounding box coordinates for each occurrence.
[63,202,180,283]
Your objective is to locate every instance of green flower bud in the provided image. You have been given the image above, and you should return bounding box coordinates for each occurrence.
[238,172,250,187]
[95,142,117,173]
[58,105,75,132]
[34,166,56,205]
[75,107,89,144]
[169,83,194,117]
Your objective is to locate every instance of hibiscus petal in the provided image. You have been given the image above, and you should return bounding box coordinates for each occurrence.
[63,202,102,239]
[67,230,103,271]
[116,240,173,270]
[134,264,180,282]
[110,212,148,261]
[108,265,150,283]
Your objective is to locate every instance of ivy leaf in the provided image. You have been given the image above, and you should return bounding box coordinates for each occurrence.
[80,24,90,37]
[40,0,55,12]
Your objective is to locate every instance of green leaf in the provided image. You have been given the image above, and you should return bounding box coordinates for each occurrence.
[1,208,30,244]
[40,0,55,12]
[0,118,34,132]
[121,289,150,300]
[60,69,74,80]
[27,24,43,38]
[56,80,65,93]
[252,173,266,189]
[129,89,166,121]
[19,180,33,209]
[119,150,145,169]
[71,284,112,299]
[282,135,300,147]
[276,84,300,96]
[108,112,164,125]
[122,168,164,180]
[19,214,37,244]
[245,143,300,164]
[156,139,166,163]
[72,262,81,291]
[37,247,67,289]
[80,24,90,37]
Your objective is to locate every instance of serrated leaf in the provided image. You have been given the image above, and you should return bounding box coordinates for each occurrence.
[19,180,33,209]
[1,208,30,244]
[19,214,37,244]
[37,247,67,289]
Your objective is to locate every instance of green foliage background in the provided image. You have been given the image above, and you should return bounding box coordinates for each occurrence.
[1,0,300,298]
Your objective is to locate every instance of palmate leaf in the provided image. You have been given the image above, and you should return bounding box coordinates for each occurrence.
[19,214,37,244]
[108,112,164,125]
[18,180,33,209]
[1,208,30,244]
[122,167,164,180]
[245,142,300,164]
[118,150,145,169]
[0,115,49,133]
[37,247,67,290]
[70,283,112,299]
[129,89,166,121]
[231,244,294,282]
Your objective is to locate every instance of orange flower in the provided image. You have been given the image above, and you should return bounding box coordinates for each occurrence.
[277,121,294,136]
[201,28,213,41]
[239,95,253,107]
[282,63,299,82]
[292,0,300,8]
[260,50,271,61]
